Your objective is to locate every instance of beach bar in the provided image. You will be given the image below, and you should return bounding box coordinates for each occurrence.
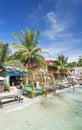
[0,65,28,87]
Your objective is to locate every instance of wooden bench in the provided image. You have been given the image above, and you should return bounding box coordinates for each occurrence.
[0,94,23,108]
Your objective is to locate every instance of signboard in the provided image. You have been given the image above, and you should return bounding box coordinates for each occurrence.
[11,72,25,76]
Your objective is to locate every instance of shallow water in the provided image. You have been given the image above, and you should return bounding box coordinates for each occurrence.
[0,86,82,130]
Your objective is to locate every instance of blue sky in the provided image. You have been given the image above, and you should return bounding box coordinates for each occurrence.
[0,0,82,62]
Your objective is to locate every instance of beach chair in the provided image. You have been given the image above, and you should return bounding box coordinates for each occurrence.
[24,86,43,97]
[0,93,23,108]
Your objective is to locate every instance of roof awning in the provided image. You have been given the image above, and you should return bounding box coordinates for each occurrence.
[11,72,25,76]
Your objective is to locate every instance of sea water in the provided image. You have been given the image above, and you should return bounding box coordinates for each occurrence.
[0,86,82,130]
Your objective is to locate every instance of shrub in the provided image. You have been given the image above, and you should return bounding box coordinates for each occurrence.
[4,84,10,91]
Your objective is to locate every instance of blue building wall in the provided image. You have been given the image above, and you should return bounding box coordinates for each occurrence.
[6,71,27,86]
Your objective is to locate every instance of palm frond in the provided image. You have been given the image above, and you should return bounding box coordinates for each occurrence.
[13,33,25,45]
[5,59,24,70]
[22,52,31,60]
[0,44,9,63]
[13,44,27,51]
[38,50,51,57]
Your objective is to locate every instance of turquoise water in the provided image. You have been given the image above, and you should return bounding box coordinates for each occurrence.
[0,86,82,130]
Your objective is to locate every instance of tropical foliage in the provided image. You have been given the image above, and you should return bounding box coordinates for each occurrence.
[11,28,50,97]
[12,28,49,69]
[5,59,24,70]
[67,61,77,67]
[67,56,82,67]
[0,42,11,71]
[77,56,82,67]
[0,42,10,64]
[55,54,70,77]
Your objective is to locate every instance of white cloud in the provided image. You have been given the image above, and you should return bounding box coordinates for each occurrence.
[65,50,82,63]
[41,42,68,60]
[43,11,66,40]
[41,0,82,62]
[30,4,43,19]
[40,36,82,62]
[44,46,82,63]
[44,45,67,56]
[26,0,82,63]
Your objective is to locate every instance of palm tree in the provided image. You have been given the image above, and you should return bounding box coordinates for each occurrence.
[56,54,69,78]
[77,56,82,67]
[0,42,10,69]
[12,28,50,97]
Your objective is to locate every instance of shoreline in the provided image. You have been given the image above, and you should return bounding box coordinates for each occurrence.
[0,84,81,113]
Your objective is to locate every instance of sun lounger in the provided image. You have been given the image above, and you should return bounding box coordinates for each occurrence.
[0,94,23,108]
[47,86,56,92]
[24,86,43,97]
[25,86,32,93]
[34,88,43,95]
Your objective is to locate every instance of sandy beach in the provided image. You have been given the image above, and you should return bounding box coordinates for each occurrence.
[0,84,81,112]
